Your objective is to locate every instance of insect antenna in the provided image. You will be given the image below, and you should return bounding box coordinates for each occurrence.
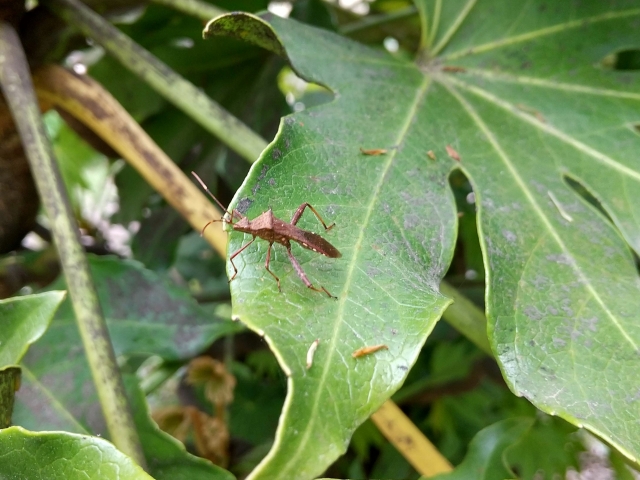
[191,171,233,214]
[191,172,242,223]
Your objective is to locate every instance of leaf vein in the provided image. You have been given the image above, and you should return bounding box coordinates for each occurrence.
[444,8,640,60]
[431,0,478,56]
[277,75,433,475]
[451,69,640,100]
[441,81,639,351]
[445,75,640,182]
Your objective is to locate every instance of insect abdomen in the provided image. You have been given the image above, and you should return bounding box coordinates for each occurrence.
[292,230,341,258]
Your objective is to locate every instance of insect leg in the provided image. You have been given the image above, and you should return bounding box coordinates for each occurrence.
[286,246,336,298]
[264,242,281,292]
[290,203,335,231]
[200,218,224,236]
[228,237,256,283]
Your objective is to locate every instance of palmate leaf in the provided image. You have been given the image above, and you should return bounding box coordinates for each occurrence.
[204,1,640,477]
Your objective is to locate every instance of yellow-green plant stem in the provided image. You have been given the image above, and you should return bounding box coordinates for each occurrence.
[440,281,492,355]
[0,23,145,467]
[151,0,226,22]
[33,64,228,257]
[339,5,418,35]
[44,0,267,164]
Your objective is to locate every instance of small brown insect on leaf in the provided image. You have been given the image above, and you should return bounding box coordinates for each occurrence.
[352,344,389,358]
[360,147,388,156]
[191,172,341,298]
[306,339,320,369]
[445,145,461,162]
[442,65,466,73]
[427,150,436,160]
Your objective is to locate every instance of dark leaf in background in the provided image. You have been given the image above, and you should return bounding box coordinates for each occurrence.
[14,255,241,433]
[173,232,230,301]
[430,417,533,480]
[505,415,581,479]
[132,206,189,271]
[290,0,337,31]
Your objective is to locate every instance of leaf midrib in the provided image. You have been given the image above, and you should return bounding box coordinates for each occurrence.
[272,75,434,478]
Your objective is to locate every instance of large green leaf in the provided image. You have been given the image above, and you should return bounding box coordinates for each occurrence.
[0,426,152,479]
[205,12,456,480]
[416,0,640,464]
[204,1,640,477]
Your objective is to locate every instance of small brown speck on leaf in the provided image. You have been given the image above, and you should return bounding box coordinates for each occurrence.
[446,145,460,162]
[360,147,387,156]
[442,65,466,73]
[352,344,389,358]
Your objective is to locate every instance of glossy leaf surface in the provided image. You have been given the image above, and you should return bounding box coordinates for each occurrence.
[206,11,457,480]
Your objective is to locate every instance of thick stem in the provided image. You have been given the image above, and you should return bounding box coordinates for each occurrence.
[0,368,20,428]
[151,0,226,22]
[44,0,268,164]
[440,281,492,356]
[0,23,145,467]
[371,400,452,476]
[33,65,228,257]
